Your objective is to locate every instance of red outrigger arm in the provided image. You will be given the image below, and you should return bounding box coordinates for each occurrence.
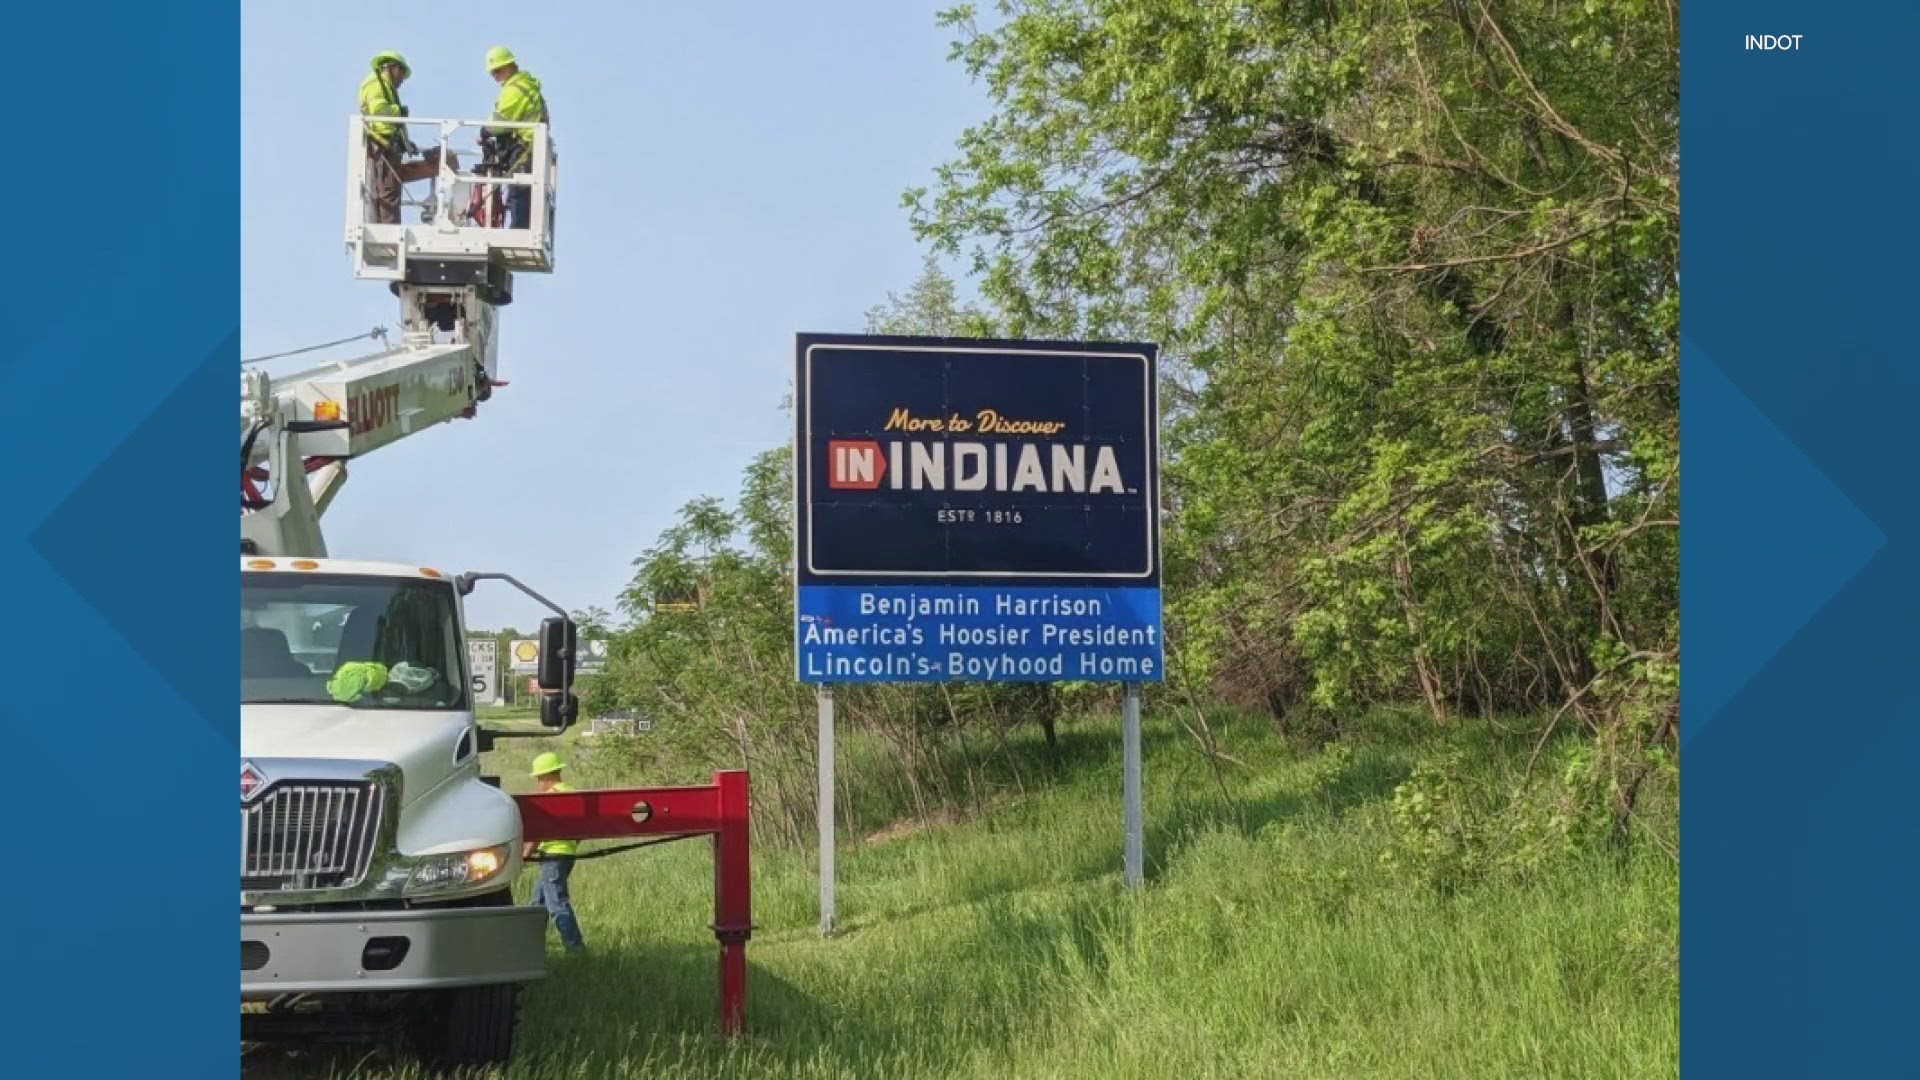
[513,769,752,1037]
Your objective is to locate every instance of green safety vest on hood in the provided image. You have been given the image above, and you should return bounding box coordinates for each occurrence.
[537,779,579,857]
[359,61,407,148]
[488,70,548,149]
[328,661,388,704]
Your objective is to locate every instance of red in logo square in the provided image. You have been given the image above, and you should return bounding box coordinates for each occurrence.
[827,440,886,490]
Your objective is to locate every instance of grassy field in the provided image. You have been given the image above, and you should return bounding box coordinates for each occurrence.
[244,710,1677,1079]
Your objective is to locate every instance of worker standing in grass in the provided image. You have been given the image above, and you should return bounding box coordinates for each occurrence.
[482,47,548,229]
[524,752,586,952]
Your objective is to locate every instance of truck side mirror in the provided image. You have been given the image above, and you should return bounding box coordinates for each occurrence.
[537,616,574,691]
[540,691,577,732]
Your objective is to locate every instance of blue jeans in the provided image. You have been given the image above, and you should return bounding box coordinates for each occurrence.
[507,184,530,230]
[531,856,584,950]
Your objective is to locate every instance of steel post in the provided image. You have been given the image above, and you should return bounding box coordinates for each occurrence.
[1122,684,1144,889]
[818,684,836,936]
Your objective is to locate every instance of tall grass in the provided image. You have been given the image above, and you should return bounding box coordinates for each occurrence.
[242,710,1677,1079]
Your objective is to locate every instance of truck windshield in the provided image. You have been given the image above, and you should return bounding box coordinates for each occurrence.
[242,572,468,711]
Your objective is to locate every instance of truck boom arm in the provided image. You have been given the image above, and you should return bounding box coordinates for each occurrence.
[244,339,491,470]
[241,303,496,559]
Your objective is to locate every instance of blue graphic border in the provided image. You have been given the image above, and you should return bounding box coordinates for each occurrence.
[26,4,1908,1073]
[6,3,236,1075]
[1684,6,1913,1077]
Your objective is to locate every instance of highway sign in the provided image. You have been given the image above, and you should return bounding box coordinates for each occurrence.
[794,333,1162,683]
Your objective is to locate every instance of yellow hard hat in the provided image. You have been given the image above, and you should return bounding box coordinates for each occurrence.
[486,46,517,72]
[530,752,565,777]
[372,51,410,78]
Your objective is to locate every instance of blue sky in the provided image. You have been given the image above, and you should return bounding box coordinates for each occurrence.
[243,2,990,630]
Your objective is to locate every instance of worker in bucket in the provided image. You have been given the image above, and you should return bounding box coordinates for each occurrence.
[358,52,416,224]
[524,752,586,952]
[357,51,454,225]
[481,47,548,229]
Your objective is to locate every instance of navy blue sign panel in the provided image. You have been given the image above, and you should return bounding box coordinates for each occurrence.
[794,333,1162,683]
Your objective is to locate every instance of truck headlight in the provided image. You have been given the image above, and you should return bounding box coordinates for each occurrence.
[406,844,510,893]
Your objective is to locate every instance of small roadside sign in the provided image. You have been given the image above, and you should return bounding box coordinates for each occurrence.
[509,639,540,674]
[578,638,610,674]
[508,637,609,676]
[467,639,499,704]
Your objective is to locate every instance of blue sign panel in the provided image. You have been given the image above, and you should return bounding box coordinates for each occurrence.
[795,333,1162,683]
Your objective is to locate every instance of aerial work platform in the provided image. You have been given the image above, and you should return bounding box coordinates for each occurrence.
[344,115,557,284]
[242,114,558,558]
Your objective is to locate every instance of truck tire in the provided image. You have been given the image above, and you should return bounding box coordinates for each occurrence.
[411,982,519,1073]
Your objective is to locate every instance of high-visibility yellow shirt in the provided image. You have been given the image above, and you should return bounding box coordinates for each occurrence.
[359,71,405,147]
[537,780,579,857]
[487,70,548,150]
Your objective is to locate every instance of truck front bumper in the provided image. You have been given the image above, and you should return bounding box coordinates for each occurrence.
[241,905,548,999]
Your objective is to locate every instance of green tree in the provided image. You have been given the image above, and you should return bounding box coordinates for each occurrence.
[864,252,996,337]
[910,1,1678,828]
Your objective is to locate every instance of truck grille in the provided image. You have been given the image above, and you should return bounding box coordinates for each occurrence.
[241,781,383,891]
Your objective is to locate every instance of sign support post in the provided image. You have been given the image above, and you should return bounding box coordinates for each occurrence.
[1122,683,1144,889]
[817,683,836,937]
